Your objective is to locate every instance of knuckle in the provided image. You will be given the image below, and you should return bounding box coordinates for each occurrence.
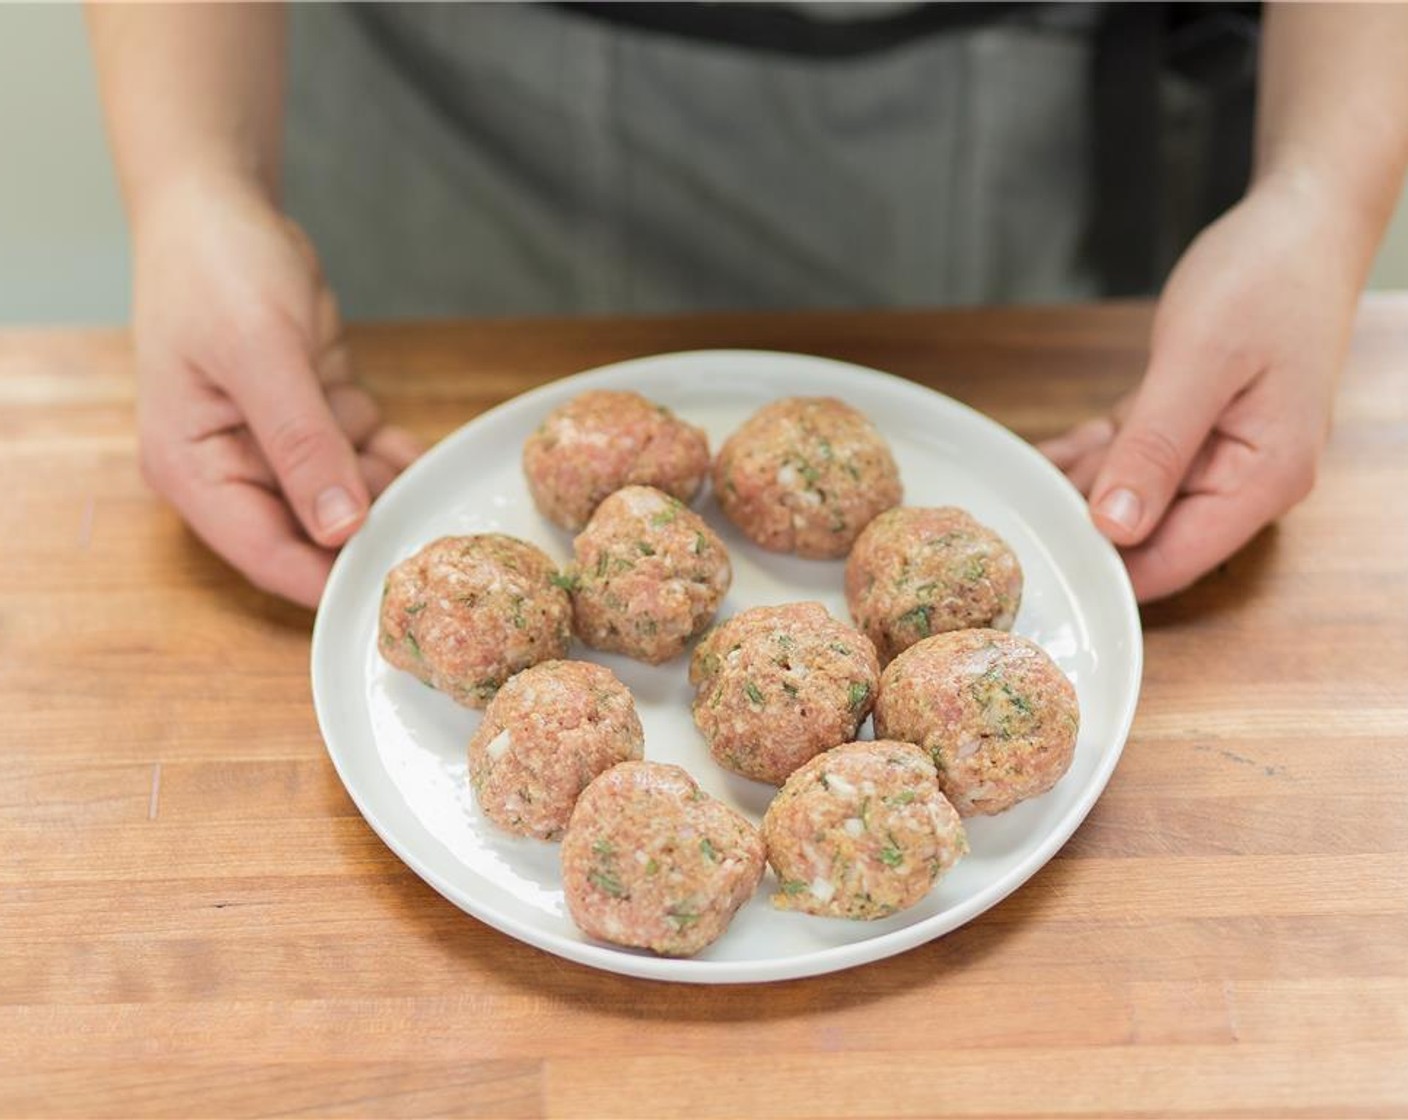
[136,434,179,496]
[136,441,162,491]
[213,303,282,357]
[1118,425,1186,484]
[264,415,335,479]
[1285,448,1319,503]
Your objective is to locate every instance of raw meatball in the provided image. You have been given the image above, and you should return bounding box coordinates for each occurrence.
[846,507,1023,664]
[561,761,765,957]
[873,629,1080,816]
[762,740,967,919]
[522,389,711,531]
[689,602,880,785]
[378,534,572,709]
[569,485,731,664]
[713,396,902,559]
[467,660,644,840]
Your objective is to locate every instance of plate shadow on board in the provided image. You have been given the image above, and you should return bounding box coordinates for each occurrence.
[369,849,1036,1014]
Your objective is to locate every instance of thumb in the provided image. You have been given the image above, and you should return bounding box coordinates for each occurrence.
[1089,349,1241,547]
[227,319,369,548]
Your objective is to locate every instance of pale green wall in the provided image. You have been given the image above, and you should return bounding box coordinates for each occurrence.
[0,4,130,325]
[1368,180,1408,291]
[1,4,1405,326]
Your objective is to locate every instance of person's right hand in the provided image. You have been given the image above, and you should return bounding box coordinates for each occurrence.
[131,173,423,607]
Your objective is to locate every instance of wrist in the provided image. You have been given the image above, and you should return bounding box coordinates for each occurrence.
[1247,160,1389,287]
[129,159,278,248]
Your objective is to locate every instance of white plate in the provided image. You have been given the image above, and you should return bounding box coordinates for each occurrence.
[312,350,1142,984]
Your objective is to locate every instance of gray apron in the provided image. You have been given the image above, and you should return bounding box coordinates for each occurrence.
[284,3,1101,319]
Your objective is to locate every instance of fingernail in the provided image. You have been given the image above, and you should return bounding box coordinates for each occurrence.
[315,485,360,533]
[1097,487,1142,533]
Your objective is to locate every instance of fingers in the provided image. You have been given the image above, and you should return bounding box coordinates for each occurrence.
[357,426,427,497]
[176,475,336,608]
[224,318,369,549]
[358,452,400,499]
[1064,446,1107,496]
[1036,416,1115,470]
[365,424,426,471]
[1121,484,1279,603]
[1088,349,1252,548]
[1118,418,1315,601]
[326,382,382,448]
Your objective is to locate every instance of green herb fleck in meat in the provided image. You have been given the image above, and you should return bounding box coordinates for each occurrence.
[692,532,707,555]
[645,858,660,875]
[963,556,988,582]
[405,601,427,615]
[550,572,579,593]
[828,642,852,656]
[650,505,679,527]
[700,838,718,862]
[592,839,615,859]
[510,595,526,628]
[884,790,917,806]
[898,604,932,637]
[404,631,423,659]
[1001,683,1034,718]
[744,680,765,706]
[595,552,610,579]
[473,677,500,700]
[847,681,871,711]
[666,904,700,929]
[637,540,656,557]
[780,879,808,896]
[782,681,800,699]
[879,843,904,868]
[588,868,627,898]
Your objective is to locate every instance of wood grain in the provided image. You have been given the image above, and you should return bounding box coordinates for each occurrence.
[2,299,1406,1119]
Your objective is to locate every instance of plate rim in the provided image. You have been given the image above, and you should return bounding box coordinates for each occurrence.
[311,347,1143,984]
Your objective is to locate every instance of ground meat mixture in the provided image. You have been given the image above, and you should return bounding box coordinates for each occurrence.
[713,396,902,558]
[846,506,1023,663]
[873,629,1079,816]
[690,602,880,785]
[468,660,644,839]
[560,761,765,957]
[378,534,572,708]
[568,486,731,664]
[523,389,711,531]
[762,739,967,919]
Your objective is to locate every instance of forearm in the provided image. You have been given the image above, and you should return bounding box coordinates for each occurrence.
[1255,2,1408,279]
[86,2,287,232]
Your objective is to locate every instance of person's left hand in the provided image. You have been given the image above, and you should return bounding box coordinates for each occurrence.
[1038,173,1363,602]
